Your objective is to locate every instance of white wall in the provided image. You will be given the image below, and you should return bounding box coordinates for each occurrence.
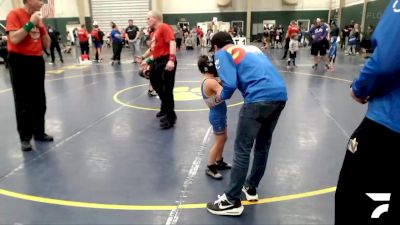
[345,0,364,6]
[54,0,91,18]
[0,0,90,20]
[158,0,331,14]
[0,0,13,20]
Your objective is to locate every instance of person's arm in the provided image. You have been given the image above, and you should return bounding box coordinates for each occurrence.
[134,27,140,41]
[215,50,238,100]
[8,11,41,45]
[165,40,176,71]
[165,25,177,71]
[204,79,220,96]
[352,17,400,101]
[40,24,51,49]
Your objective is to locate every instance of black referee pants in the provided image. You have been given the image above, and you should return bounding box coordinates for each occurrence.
[150,55,177,123]
[335,117,399,225]
[8,53,47,141]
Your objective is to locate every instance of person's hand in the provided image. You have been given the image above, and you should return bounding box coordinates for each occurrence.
[140,61,149,71]
[165,60,175,71]
[350,88,369,104]
[30,11,42,26]
[134,55,143,64]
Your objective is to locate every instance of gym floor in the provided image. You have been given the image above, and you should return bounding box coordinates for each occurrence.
[0,45,367,225]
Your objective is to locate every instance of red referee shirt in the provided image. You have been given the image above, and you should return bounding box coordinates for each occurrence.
[6,8,46,56]
[151,23,175,59]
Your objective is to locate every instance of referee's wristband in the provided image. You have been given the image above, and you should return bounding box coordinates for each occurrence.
[146,58,154,65]
[23,21,35,32]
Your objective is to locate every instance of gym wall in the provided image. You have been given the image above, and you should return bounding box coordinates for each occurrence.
[341,0,391,28]
[162,0,330,40]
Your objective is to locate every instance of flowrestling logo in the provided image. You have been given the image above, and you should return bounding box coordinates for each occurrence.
[393,0,400,13]
[366,193,391,219]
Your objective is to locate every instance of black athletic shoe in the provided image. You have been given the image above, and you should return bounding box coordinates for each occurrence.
[312,64,318,70]
[215,158,232,170]
[34,134,54,142]
[206,165,223,180]
[242,186,259,202]
[206,194,244,216]
[21,141,33,151]
[160,119,174,129]
[325,64,331,70]
[156,111,166,118]
[148,90,157,97]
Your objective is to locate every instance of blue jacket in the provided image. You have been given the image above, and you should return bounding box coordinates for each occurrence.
[352,0,400,133]
[110,29,123,43]
[215,45,287,103]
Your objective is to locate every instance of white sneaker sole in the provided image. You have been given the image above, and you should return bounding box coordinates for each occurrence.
[242,188,259,202]
[207,205,244,216]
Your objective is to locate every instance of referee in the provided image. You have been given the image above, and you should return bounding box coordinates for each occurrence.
[136,11,177,129]
[6,0,54,151]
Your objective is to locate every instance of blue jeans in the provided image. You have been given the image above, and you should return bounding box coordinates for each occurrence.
[226,101,286,202]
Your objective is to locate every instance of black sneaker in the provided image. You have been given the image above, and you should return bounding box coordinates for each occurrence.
[160,119,174,129]
[148,90,157,97]
[325,64,331,70]
[312,64,318,70]
[21,141,33,151]
[206,165,222,180]
[34,134,54,142]
[206,194,244,216]
[156,111,166,118]
[242,186,259,202]
[215,158,232,170]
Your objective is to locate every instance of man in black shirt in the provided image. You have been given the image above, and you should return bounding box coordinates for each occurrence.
[48,25,63,64]
[341,25,350,50]
[125,19,139,60]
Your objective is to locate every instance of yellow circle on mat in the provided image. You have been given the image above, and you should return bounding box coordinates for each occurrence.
[0,187,336,211]
[113,81,244,112]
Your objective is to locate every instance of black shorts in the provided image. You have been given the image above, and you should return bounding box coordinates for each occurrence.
[311,39,328,56]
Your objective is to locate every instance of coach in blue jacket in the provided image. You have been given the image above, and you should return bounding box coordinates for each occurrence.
[206,32,287,216]
[335,1,400,224]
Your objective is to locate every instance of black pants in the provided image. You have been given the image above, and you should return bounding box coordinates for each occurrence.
[150,56,177,123]
[176,38,182,49]
[8,53,47,141]
[282,37,290,58]
[80,41,89,56]
[335,118,399,225]
[288,52,296,65]
[50,42,63,63]
[112,42,123,61]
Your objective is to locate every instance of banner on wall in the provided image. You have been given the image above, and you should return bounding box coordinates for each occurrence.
[41,0,55,18]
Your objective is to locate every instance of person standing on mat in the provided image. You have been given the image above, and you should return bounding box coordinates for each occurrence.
[78,24,90,59]
[47,25,63,64]
[125,19,139,62]
[135,11,177,129]
[335,1,400,224]
[282,20,299,60]
[197,55,232,180]
[110,22,123,66]
[91,22,104,63]
[206,32,287,216]
[6,0,54,151]
[309,18,330,70]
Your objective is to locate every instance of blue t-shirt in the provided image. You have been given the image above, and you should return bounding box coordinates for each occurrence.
[215,45,288,103]
[352,0,400,133]
[309,24,328,43]
[110,29,123,43]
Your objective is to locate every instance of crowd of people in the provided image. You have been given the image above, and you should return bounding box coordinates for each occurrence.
[3,0,398,223]
[260,18,375,71]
